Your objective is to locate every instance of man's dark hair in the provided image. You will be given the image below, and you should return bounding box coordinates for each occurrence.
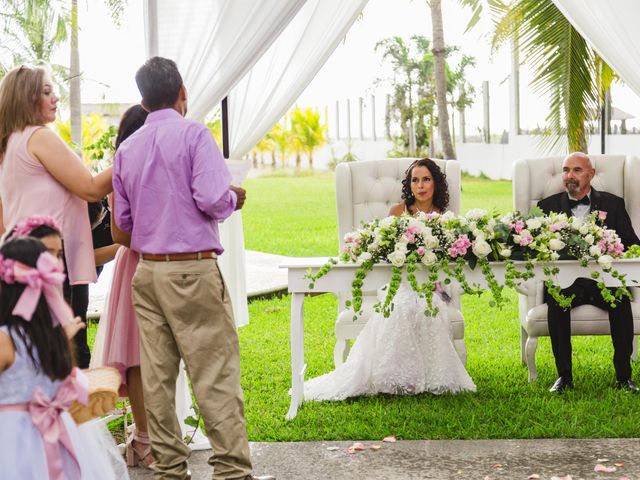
[135,56,183,111]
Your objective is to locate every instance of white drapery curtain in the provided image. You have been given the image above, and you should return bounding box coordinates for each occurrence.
[144,0,305,328]
[144,0,306,120]
[552,0,640,96]
[228,0,369,158]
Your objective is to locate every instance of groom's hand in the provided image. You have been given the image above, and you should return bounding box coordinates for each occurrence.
[231,185,246,210]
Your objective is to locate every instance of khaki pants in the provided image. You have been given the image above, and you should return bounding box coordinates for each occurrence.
[132,258,252,480]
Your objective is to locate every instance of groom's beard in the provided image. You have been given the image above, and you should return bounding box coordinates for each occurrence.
[565,179,580,194]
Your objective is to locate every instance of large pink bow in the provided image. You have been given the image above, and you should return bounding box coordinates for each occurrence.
[28,368,89,480]
[12,252,73,326]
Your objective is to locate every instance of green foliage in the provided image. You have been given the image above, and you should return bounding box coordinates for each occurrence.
[54,113,110,167]
[289,107,327,168]
[491,0,613,152]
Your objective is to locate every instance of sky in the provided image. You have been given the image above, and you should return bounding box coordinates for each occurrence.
[54,0,640,134]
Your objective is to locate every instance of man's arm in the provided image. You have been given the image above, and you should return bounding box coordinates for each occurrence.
[191,128,239,220]
[613,198,640,247]
[112,150,133,233]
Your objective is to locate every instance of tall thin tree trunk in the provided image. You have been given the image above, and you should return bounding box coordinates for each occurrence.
[430,0,455,159]
[70,0,82,157]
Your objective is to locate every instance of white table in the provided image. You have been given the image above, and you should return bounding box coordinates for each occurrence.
[280,257,640,420]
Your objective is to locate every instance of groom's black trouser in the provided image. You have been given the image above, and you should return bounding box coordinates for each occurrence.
[545,277,633,381]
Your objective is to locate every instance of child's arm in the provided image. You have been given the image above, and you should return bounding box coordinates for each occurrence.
[0,331,16,372]
[95,244,120,266]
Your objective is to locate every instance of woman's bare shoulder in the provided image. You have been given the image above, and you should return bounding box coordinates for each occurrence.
[0,330,16,372]
[388,202,406,217]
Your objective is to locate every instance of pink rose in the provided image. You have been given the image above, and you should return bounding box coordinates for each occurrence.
[598,210,608,221]
[417,246,426,256]
[403,232,416,243]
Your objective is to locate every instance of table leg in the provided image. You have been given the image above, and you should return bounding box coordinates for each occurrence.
[286,292,306,420]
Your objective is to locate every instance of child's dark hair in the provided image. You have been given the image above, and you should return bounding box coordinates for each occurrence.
[0,237,73,380]
[26,224,60,239]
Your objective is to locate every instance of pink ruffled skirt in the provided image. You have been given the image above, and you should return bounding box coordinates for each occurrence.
[99,247,140,396]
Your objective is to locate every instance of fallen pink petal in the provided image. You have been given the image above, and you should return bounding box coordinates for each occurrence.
[382,436,397,443]
[369,445,382,450]
[595,464,617,473]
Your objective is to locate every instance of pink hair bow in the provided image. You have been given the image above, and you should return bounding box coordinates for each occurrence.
[12,252,73,326]
[29,368,89,480]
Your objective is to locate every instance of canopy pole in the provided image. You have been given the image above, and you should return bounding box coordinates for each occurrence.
[222,96,229,159]
[144,0,159,58]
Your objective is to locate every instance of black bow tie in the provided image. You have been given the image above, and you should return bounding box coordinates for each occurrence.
[568,196,590,209]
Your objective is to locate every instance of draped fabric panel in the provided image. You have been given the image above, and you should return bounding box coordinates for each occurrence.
[228,0,370,159]
[552,0,640,96]
[144,0,306,121]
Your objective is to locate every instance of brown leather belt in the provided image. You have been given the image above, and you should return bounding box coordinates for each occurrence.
[141,251,217,262]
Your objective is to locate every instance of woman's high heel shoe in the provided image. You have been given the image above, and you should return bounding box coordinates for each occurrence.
[125,430,154,469]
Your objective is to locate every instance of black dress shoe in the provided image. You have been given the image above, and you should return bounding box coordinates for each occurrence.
[615,379,640,392]
[549,376,573,393]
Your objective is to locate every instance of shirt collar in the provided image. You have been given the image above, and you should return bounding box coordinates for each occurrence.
[145,108,183,124]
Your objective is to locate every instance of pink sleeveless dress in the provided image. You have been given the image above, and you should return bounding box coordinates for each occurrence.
[98,246,141,395]
[0,126,96,284]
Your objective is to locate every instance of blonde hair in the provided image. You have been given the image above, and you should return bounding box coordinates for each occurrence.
[0,65,47,157]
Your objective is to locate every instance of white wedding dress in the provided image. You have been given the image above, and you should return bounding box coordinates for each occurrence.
[304,283,476,401]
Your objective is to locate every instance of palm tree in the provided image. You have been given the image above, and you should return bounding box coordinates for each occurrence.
[268,122,291,168]
[0,0,68,78]
[491,0,613,152]
[290,107,327,169]
[427,0,482,159]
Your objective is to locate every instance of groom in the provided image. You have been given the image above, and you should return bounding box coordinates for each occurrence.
[537,152,640,393]
[113,57,273,480]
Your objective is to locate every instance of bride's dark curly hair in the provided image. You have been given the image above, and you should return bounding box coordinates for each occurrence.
[401,158,449,211]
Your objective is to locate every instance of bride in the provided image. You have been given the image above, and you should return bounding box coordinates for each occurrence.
[304,158,476,401]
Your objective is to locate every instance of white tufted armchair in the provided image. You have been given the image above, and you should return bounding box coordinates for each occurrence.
[333,158,467,367]
[513,154,640,382]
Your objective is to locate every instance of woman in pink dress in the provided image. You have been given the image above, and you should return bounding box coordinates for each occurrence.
[0,65,112,367]
[94,105,154,468]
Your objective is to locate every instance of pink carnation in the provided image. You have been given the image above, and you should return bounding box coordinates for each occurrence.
[549,221,565,232]
[13,215,61,237]
[512,220,525,233]
[518,232,534,246]
[448,234,472,258]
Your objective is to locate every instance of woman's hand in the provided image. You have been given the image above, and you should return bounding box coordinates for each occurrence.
[63,316,86,339]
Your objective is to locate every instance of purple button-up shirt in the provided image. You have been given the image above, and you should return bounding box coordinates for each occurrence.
[113,108,237,254]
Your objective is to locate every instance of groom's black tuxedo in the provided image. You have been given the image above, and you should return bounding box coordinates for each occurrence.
[537,187,640,382]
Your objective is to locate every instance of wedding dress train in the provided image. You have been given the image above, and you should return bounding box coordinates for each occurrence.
[304,283,476,401]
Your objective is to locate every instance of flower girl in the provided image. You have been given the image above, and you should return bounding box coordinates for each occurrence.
[0,236,128,479]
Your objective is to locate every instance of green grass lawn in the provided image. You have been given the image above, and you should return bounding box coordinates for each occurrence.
[237,171,640,441]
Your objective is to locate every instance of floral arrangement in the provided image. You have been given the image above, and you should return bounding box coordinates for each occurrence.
[306,208,635,317]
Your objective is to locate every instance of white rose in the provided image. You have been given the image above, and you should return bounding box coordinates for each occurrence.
[358,252,372,262]
[499,247,512,258]
[407,218,422,231]
[579,224,590,235]
[589,245,602,256]
[526,218,542,230]
[421,251,438,266]
[571,217,584,230]
[387,250,406,267]
[549,238,565,251]
[466,208,487,220]
[472,240,492,258]
[424,235,439,249]
[380,216,394,228]
[472,229,484,239]
[598,254,613,269]
[513,234,521,244]
[440,211,456,222]
[395,242,408,254]
[487,219,496,231]
[459,217,469,226]
[550,252,560,261]
[584,234,595,245]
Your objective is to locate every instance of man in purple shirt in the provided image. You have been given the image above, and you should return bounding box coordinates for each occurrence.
[113,57,273,480]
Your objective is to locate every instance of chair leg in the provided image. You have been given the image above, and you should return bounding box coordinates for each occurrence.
[633,335,638,362]
[333,339,350,367]
[520,325,528,365]
[454,339,468,366]
[525,336,538,383]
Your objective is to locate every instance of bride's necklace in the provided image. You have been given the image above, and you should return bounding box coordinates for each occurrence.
[414,203,435,214]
